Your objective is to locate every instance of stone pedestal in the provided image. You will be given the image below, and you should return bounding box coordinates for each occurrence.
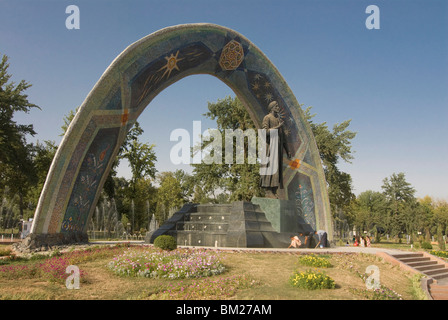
[13,231,88,252]
[225,201,286,248]
[147,201,291,248]
[251,197,314,234]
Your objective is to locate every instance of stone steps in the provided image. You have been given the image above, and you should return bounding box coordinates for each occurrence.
[389,252,448,300]
[391,253,448,281]
[428,283,448,300]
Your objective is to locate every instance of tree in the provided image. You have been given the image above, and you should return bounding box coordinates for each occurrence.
[118,122,157,232]
[350,190,387,241]
[155,172,184,225]
[0,54,39,158]
[192,96,264,202]
[0,142,36,219]
[172,169,195,202]
[303,107,357,216]
[120,138,157,191]
[433,199,448,250]
[132,178,157,233]
[0,54,40,219]
[26,140,58,215]
[60,107,79,136]
[194,97,357,209]
[381,172,416,237]
[418,196,435,242]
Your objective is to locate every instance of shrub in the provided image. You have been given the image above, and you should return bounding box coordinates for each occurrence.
[298,254,332,268]
[289,269,335,290]
[430,250,448,259]
[154,235,177,251]
[0,248,12,257]
[421,242,433,250]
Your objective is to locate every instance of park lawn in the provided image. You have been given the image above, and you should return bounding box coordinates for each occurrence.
[0,245,419,300]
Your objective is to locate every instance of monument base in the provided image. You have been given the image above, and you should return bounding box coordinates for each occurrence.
[13,231,89,252]
[146,200,315,248]
[251,197,315,234]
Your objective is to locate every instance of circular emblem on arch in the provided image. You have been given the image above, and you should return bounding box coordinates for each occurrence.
[219,40,244,71]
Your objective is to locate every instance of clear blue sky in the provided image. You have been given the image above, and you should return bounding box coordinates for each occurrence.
[1,0,447,200]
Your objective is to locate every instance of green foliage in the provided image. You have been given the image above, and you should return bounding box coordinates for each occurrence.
[304,106,357,214]
[298,254,332,268]
[349,172,426,241]
[121,140,157,185]
[192,96,263,202]
[349,190,387,235]
[0,247,12,257]
[381,172,417,237]
[156,172,184,225]
[60,107,79,136]
[0,54,40,218]
[430,250,448,259]
[154,235,177,251]
[421,242,433,250]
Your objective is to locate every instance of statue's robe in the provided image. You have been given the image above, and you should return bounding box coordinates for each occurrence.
[260,113,290,189]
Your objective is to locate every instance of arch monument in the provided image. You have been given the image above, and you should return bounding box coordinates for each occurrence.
[24,24,332,249]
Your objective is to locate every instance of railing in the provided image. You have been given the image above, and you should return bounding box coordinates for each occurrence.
[0,232,21,242]
[87,231,145,241]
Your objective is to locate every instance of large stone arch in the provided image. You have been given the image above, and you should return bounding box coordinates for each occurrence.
[29,23,332,246]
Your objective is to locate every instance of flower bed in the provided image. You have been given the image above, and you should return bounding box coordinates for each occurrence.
[0,243,129,283]
[298,254,332,268]
[289,269,335,290]
[108,248,226,279]
[430,250,448,259]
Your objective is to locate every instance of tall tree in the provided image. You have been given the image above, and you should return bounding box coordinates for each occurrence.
[350,190,387,240]
[0,54,40,218]
[303,107,357,216]
[381,172,416,237]
[120,138,157,190]
[194,97,357,207]
[60,107,79,136]
[417,196,435,242]
[119,123,157,232]
[0,54,39,156]
[434,200,448,250]
[192,96,264,202]
[155,171,184,225]
[26,140,58,216]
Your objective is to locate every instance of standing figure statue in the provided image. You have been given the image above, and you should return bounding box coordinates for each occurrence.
[260,100,292,198]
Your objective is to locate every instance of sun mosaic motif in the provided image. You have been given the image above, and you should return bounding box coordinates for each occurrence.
[159,50,184,79]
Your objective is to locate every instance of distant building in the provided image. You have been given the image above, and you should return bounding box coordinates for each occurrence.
[21,219,33,239]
